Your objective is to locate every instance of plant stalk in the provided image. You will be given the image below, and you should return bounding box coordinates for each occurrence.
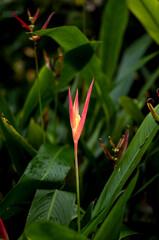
[74,142,80,233]
[33,41,45,143]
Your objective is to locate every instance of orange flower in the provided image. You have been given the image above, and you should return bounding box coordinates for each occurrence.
[69,79,94,144]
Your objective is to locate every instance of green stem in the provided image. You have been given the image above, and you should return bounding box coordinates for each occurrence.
[33,42,45,143]
[74,142,80,233]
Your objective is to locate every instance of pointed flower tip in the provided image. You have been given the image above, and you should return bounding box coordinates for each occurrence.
[73,79,94,143]
[11,11,31,31]
[33,8,40,23]
[41,12,55,30]
[0,218,9,240]
[36,12,55,41]
[27,8,31,17]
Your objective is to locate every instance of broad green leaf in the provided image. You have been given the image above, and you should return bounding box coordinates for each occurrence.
[94,171,138,240]
[0,144,74,220]
[56,43,94,91]
[20,221,89,240]
[125,0,159,44]
[100,0,128,81]
[35,26,89,51]
[22,66,55,127]
[26,189,75,228]
[119,224,138,239]
[35,26,116,122]
[1,115,37,157]
[111,34,152,104]
[119,96,144,124]
[93,105,159,216]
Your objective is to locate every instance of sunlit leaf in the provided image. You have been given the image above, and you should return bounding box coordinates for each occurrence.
[126,0,159,44]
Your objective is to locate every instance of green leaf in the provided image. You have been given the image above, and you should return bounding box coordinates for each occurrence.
[111,34,153,104]
[94,171,138,240]
[1,115,37,157]
[0,144,74,220]
[21,221,89,240]
[82,105,159,236]
[26,118,44,150]
[56,43,94,91]
[125,0,159,44]
[119,96,144,124]
[93,105,159,216]
[35,26,89,51]
[36,26,116,122]
[100,0,128,81]
[119,224,138,239]
[0,93,28,174]
[22,66,55,127]
[25,189,75,228]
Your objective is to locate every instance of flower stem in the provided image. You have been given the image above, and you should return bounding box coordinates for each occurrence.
[74,142,80,233]
[33,41,45,143]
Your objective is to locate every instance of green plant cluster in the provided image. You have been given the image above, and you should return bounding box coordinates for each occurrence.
[0,0,159,239]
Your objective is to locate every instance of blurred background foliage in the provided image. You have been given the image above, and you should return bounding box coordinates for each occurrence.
[0,0,159,239]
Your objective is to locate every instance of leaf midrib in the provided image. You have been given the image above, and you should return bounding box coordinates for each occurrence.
[41,146,66,181]
[47,190,57,220]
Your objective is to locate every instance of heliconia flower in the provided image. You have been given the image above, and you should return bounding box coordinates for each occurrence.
[11,10,54,41]
[0,218,9,240]
[69,79,94,144]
